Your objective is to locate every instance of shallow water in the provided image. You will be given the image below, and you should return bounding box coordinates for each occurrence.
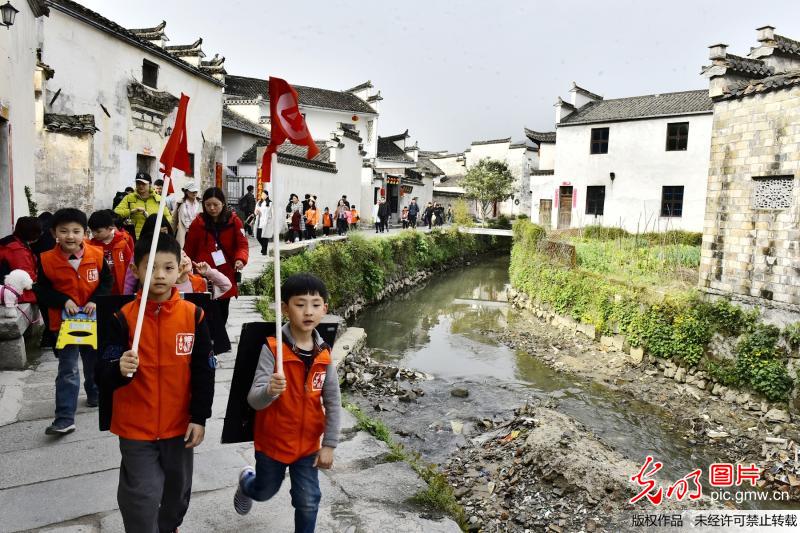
[354,256,789,510]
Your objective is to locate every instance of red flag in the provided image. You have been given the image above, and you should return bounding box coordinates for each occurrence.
[160,93,191,194]
[259,77,319,185]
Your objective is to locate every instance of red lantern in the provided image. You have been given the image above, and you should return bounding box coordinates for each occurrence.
[352,115,359,122]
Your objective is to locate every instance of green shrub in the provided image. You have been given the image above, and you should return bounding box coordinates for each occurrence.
[783,322,800,348]
[582,225,630,241]
[244,229,504,314]
[509,219,797,401]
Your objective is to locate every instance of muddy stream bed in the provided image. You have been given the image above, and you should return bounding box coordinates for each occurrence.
[345,256,796,531]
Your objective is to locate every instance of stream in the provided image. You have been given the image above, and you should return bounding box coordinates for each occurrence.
[353,255,786,511]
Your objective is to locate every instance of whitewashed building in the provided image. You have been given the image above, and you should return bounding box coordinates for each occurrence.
[34,0,226,213]
[0,0,49,235]
[531,83,714,231]
[222,74,379,210]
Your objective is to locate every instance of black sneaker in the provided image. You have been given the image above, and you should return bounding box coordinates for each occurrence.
[45,422,76,436]
[86,397,99,408]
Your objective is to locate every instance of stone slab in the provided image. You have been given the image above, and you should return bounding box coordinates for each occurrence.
[0,411,104,454]
[0,433,119,489]
[0,469,119,532]
[355,503,462,533]
[333,431,391,469]
[332,461,425,504]
[0,336,26,369]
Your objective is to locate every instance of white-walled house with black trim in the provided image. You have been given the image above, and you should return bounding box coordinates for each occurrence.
[531,83,714,233]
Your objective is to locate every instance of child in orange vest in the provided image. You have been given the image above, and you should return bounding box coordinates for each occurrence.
[304,201,319,239]
[35,208,113,435]
[234,274,341,531]
[96,233,215,533]
[88,210,133,296]
[321,207,333,236]
[349,205,360,231]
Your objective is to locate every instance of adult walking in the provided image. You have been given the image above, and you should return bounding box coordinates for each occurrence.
[408,198,419,229]
[172,183,201,247]
[372,199,381,233]
[377,197,391,233]
[423,201,434,230]
[286,194,304,243]
[254,191,273,256]
[113,172,172,239]
[238,185,257,237]
[183,187,249,326]
[335,199,349,236]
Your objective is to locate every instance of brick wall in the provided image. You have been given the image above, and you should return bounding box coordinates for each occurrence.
[700,86,800,317]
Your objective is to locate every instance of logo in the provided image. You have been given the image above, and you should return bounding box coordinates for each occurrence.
[86,268,98,282]
[176,333,195,355]
[311,371,326,391]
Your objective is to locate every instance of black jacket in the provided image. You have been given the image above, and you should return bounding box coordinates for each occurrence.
[377,202,391,218]
[96,303,215,432]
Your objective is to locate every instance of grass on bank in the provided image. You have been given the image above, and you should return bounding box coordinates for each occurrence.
[511,220,798,402]
[344,402,467,529]
[241,228,509,317]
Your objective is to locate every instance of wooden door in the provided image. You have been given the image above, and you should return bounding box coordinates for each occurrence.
[539,199,552,229]
[558,186,573,229]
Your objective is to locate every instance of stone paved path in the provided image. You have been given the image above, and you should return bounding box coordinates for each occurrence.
[0,239,459,533]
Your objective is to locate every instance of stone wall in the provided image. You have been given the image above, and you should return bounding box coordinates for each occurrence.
[35,131,94,214]
[699,86,800,324]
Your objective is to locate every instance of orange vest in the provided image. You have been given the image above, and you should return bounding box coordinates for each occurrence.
[254,337,331,463]
[322,213,333,228]
[40,244,105,331]
[305,209,319,226]
[350,209,359,222]
[111,290,200,441]
[188,273,208,293]
[90,232,132,296]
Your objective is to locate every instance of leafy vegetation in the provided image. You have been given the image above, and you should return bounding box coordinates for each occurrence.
[510,219,797,401]
[241,229,508,315]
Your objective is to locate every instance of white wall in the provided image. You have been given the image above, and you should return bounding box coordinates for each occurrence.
[532,114,713,232]
[222,129,262,174]
[538,142,556,170]
[464,141,534,217]
[40,9,223,209]
[0,4,40,234]
[257,135,365,216]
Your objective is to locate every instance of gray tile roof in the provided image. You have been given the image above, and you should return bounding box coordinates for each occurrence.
[128,20,166,41]
[471,137,511,146]
[238,139,335,173]
[531,169,555,176]
[44,113,98,134]
[345,81,373,93]
[559,90,713,126]
[222,107,268,137]
[377,134,414,162]
[48,0,223,86]
[724,54,775,77]
[225,75,377,114]
[725,70,800,99]
[775,34,800,55]
[524,128,556,143]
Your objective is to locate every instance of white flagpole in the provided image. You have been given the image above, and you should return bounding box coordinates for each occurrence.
[269,152,284,374]
[128,175,171,376]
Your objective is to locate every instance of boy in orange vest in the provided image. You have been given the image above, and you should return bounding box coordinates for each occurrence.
[88,210,133,296]
[321,207,333,236]
[234,274,341,531]
[96,233,215,533]
[35,208,113,435]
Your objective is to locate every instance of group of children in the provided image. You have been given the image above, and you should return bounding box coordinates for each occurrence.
[7,204,340,532]
[285,193,360,243]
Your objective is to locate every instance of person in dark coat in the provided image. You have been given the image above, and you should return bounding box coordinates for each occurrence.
[377,197,391,233]
[422,202,434,229]
[237,185,257,237]
[407,198,420,229]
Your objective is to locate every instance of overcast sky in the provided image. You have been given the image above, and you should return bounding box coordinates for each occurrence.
[81,0,800,152]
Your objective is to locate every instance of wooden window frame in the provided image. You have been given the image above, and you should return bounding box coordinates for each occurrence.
[590,127,609,154]
[660,185,684,217]
[666,122,689,151]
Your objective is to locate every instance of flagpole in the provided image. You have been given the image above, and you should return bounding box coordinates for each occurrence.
[128,175,171,376]
[270,152,284,374]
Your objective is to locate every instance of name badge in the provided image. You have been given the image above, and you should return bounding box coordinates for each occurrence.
[211,249,226,266]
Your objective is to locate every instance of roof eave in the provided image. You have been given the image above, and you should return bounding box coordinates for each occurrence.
[556,109,713,127]
[48,2,224,87]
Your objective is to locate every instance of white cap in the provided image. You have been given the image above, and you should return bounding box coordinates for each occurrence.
[184,183,200,193]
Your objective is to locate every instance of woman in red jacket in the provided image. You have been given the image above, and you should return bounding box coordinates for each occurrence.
[183,187,249,325]
[0,216,43,303]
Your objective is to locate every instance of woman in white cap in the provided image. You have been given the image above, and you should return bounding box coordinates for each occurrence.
[173,183,201,247]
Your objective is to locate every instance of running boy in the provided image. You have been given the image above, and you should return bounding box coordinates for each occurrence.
[234,274,341,532]
[88,210,133,295]
[96,233,215,533]
[35,208,113,435]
